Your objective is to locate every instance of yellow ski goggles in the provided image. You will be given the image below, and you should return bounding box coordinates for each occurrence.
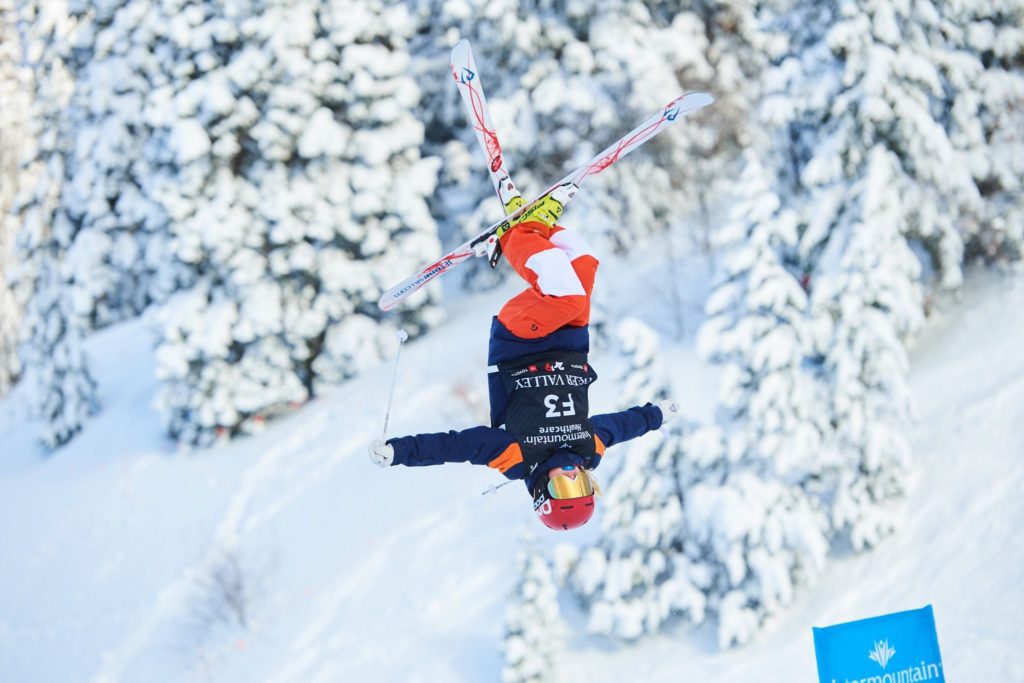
[547,467,598,499]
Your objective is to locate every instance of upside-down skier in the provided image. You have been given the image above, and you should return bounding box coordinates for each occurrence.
[369,198,680,531]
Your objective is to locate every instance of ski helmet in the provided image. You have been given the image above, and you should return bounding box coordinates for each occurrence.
[532,466,597,531]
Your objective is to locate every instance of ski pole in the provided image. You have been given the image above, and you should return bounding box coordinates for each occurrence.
[381,329,408,441]
[482,480,514,496]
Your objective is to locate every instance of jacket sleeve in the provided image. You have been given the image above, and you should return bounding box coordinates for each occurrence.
[386,426,524,477]
[590,403,663,450]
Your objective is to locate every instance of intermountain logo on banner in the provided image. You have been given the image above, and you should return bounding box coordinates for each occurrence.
[812,605,945,683]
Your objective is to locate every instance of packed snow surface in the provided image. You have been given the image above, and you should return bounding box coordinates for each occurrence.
[0,272,1021,682]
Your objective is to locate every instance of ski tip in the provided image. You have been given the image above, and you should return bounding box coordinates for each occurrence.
[451,38,471,56]
[662,91,714,119]
[685,92,715,108]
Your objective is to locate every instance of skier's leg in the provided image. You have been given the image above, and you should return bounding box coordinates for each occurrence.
[549,227,598,327]
[497,221,588,339]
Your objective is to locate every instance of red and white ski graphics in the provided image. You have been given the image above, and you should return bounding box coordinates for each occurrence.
[378,90,714,311]
[450,39,524,215]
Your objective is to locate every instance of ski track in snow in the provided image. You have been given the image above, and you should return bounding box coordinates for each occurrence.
[88,416,332,683]
[262,509,442,683]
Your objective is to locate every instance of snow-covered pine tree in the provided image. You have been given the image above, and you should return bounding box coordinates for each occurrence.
[697,152,828,484]
[679,439,829,648]
[502,533,565,683]
[564,426,707,642]
[683,152,829,646]
[937,0,1024,266]
[0,0,32,395]
[22,257,100,449]
[616,318,670,410]
[42,0,184,331]
[810,147,924,549]
[149,0,442,445]
[14,0,99,448]
[771,0,982,290]
[561,319,708,642]
[755,0,963,544]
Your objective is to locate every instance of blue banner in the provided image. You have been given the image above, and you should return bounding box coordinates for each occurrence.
[812,605,945,683]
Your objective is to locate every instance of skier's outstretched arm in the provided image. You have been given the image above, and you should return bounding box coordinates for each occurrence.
[590,400,678,449]
[377,426,521,473]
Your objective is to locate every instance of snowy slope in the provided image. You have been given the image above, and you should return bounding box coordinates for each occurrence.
[1,268,1021,683]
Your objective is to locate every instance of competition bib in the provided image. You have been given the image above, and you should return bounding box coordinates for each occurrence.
[498,351,598,471]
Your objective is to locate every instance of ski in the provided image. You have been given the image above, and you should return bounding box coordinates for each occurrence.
[378,90,714,312]
[450,38,524,266]
[450,39,524,217]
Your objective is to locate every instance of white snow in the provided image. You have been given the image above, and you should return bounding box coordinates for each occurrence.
[0,265,1021,681]
[297,108,349,159]
[170,119,212,165]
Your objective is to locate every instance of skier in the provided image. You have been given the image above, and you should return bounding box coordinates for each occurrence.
[369,202,679,530]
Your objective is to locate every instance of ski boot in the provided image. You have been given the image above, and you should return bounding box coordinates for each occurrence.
[518,183,576,229]
[472,184,577,266]
[471,196,525,263]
